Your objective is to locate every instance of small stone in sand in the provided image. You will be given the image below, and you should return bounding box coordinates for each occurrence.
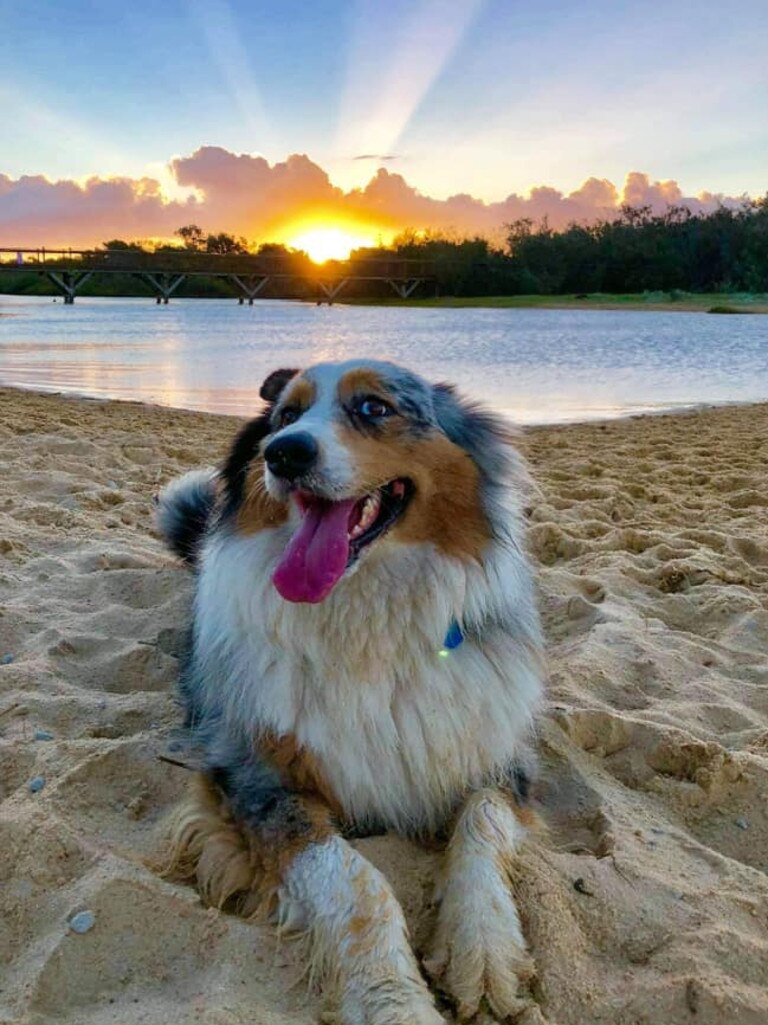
[28,776,46,793]
[735,817,749,830]
[1,654,14,665]
[34,729,54,741]
[69,911,96,934]
[573,877,594,896]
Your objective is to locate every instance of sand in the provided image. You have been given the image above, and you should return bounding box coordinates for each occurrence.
[1,387,767,1025]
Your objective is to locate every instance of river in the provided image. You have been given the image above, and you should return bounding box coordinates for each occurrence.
[1,295,766,424]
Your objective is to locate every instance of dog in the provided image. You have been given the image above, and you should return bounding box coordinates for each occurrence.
[156,359,544,1024]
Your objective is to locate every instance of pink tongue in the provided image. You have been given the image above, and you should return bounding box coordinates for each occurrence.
[273,498,358,603]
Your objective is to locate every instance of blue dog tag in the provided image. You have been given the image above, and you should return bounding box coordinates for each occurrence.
[443,620,464,650]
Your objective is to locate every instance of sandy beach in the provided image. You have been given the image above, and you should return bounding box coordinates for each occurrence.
[1,387,767,1025]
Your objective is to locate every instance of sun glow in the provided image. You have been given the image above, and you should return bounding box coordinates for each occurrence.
[287,227,379,263]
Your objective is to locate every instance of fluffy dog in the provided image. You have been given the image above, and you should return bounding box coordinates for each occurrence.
[156,359,544,1023]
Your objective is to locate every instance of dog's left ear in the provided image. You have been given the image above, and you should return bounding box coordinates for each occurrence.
[260,367,300,403]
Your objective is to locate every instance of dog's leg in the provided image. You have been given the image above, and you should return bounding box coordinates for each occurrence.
[161,772,443,1025]
[279,829,444,1025]
[425,788,533,1021]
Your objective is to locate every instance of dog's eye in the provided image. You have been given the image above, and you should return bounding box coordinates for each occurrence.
[357,397,393,420]
[279,406,301,427]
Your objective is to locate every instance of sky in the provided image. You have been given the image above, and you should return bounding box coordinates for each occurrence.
[1,0,766,248]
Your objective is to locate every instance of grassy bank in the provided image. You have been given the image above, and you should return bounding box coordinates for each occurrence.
[344,291,768,313]
[3,281,767,313]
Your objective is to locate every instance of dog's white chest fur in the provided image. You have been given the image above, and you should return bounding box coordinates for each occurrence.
[194,527,541,834]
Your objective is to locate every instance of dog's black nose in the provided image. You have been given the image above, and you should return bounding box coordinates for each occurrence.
[264,431,319,481]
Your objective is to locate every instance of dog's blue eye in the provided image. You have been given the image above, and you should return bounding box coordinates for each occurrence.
[279,406,300,427]
[358,397,393,420]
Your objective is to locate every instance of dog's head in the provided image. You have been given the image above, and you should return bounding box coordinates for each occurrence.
[222,360,520,604]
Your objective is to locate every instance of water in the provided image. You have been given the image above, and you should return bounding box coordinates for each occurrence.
[1,295,766,424]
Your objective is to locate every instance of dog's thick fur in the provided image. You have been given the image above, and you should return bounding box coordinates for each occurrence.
[156,360,544,1023]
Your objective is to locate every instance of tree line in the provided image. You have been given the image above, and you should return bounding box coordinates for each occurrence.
[384,197,768,295]
[103,224,253,256]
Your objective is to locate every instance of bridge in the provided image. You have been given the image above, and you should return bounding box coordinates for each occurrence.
[0,247,436,304]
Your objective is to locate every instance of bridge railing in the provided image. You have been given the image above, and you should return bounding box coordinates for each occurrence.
[0,247,84,265]
[0,247,435,279]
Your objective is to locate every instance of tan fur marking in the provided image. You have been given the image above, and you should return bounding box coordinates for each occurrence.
[339,426,491,561]
[153,775,254,910]
[237,464,288,535]
[337,368,392,405]
[509,801,539,830]
[500,786,546,835]
[155,773,335,920]
[339,875,402,960]
[282,375,317,411]
[259,731,345,818]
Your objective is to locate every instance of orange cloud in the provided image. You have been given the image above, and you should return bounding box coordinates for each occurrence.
[0,147,750,249]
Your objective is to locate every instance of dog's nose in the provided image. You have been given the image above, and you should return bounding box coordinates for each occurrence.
[264,431,319,481]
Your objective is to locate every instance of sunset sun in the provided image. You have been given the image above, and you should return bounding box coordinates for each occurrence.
[287,227,378,263]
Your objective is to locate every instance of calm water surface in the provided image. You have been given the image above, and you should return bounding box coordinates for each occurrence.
[1,295,766,424]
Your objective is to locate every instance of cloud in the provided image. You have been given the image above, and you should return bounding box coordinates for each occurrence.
[353,154,400,162]
[0,147,753,249]
[0,173,193,246]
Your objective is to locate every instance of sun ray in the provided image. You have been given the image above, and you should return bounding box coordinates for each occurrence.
[187,0,273,151]
[333,0,484,188]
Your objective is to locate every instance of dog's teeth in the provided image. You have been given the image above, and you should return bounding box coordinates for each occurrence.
[360,494,379,529]
[350,493,380,538]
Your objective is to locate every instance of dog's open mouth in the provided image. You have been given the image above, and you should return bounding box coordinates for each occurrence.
[272,479,413,603]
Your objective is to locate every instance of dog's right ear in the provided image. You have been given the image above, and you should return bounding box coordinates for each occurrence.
[260,368,300,404]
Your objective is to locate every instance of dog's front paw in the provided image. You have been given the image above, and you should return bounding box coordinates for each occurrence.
[329,975,446,1025]
[425,866,533,1021]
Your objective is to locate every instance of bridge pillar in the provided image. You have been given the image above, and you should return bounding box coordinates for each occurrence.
[387,278,423,299]
[317,278,349,304]
[142,272,185,304]
[45,270,93,304]
[231,274,269,304]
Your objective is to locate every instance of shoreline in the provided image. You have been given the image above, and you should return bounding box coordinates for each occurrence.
[2,378,767,432]
[342,293,768,313]
[3,291,768,314]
